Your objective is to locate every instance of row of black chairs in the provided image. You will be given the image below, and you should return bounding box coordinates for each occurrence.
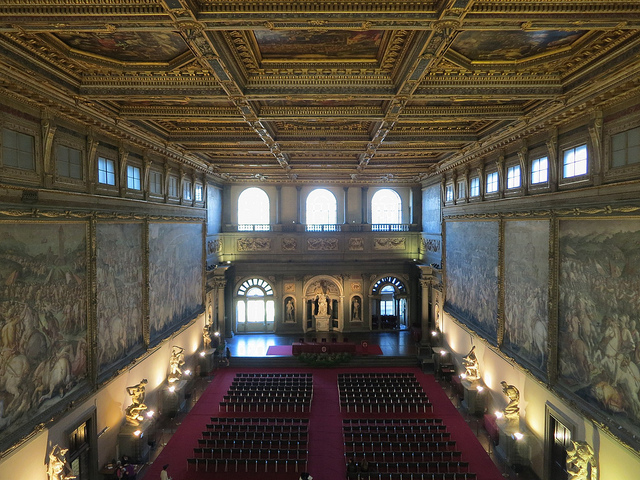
[344,441,458,453]
[206,423,308,433]
[219,399,311,413]
[345,432,451,443]
[345,451,462,464]
[346,474,476,480]
[234,373,312,378]
[340,399,433,414]
[193,446,308,460]
[210,416,309,425]
[197,438,307,450]
[344,425,447,434]
[187,457,307,473]
[202,431,308,442]
[351,461,469,474]
[338,373,415,379]
[343,419,443,426]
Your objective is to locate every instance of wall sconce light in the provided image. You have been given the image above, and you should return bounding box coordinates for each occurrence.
[168,385,176,393]
[214,331,220,337]
[185,369,191,376]
[512,432,524,441]
[440,350,447,356]
[146,410,155,418]
[133,430,142,437]
[495,411,503,419]
[476,386,484,392]
[460,373,467,379]
[431,330,438,337]
[200,351,206,357]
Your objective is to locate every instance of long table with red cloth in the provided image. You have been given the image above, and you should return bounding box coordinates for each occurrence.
[292,342,356,355]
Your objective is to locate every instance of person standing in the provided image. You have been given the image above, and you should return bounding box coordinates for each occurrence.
[160,464,171,480]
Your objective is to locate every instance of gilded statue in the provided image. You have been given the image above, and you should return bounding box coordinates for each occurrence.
[168,345,185,383]
[500,381,520,420]
[566,440,598,480]
[125,378,148,425]
[203,323,212,350]
[47,445,75,480]
[462,345,480,380]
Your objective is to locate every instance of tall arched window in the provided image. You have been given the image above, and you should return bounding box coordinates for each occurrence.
[238,187,270,231]
[306,188,337,231]
[372,189,402,228]
[371,276,408,330]
[236,278,275,333]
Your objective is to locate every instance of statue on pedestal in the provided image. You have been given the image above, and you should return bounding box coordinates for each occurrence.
[125,379,148,425]
[168,346,185,383]
[462,346,480,381]
[202,323,212,350]
[317,293,329,316]
[47,445,75,480]
[566,440,598,480]
[500,381,520,420]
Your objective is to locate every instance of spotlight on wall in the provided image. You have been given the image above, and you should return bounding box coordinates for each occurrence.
[168,385,176,393]
[200,351,206,357]
[476,386,484,392]
[460,373,467,379]
[431,330,439,337]
[185,369,192,376]
[440,350,447,356]
[495,411,503,419]
[146,410,155,418]
[513,432,524,441]
[133,430,142,437]
[214,331,220,337]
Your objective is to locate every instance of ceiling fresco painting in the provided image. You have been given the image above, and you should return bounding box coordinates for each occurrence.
[53,31,189,63]
[451,30,586,62]
[0,2,638,184]
[253,30,384,59]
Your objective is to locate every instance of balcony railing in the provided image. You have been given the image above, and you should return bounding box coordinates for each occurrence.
[305,224,342,232]
[237,224,271,232]
[371,224,411,232]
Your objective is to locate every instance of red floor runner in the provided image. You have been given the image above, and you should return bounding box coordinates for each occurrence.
[142,367,503,480]
[266,345,383,355]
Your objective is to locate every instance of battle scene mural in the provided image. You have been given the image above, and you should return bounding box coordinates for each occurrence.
[253,30,383,59]
[558,218,640,437]
[0,222,87,448]
[504,220,549,373]
[445,220,499,343]
[149,222,203,341]
[96,223,144,375]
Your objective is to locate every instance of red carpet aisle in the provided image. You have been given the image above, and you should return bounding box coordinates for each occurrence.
[142,367,504,480]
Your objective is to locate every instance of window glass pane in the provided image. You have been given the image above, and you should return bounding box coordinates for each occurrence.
[169,176,178,196]
[306,188,337,225]
[628,146,640,164]
[563,144,588,178]
[486,172,498,193]
[237,301,246,323]
[531,157,548,184]
[612,149,626,168]
[507,165,521,189]
[445,185,454,202]
[195,184,203,201]
[457,181,465,199]
[238,187,270,227]
[247,299,265,323]
[470,177,480,197]
[184,181,192,200]
[150,171,162,194]
[56,145,82,179]
[628,127,640,147]
[612,131,627,152]
[371,189,402,224]
[98,157,115,185]
[127,165,141,190]
[2,129,35,170]
[266,300,275,323]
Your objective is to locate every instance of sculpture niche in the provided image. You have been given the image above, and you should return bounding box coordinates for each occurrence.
[168,346,185,383]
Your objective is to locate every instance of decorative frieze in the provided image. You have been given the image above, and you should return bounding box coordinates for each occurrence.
[373,237,406,250]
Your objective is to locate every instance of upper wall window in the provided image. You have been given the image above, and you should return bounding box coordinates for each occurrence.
[56,144,82,179]
[457,180,466,199]
[506,165,521,189]
[168,175,178,197]
[149,170,163,195]
[306,188,337,227]
[470,177,480,197]
[531,156,549,184]
[444,185,454,202]
[372,188,402,224]
[2,128,35,170]
[195,184,203,202]
[486,171,499,193]
[183,180,192,201]
[97,157,116,185]
[563,144,588,178]
[127,165,141,190]
[611,126,640,168]
[238,187,270,230]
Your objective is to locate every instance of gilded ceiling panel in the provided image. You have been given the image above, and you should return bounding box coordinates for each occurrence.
[451,30,586,62]
[52,32,190,63]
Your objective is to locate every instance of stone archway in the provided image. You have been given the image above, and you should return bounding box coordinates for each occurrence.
[303,276,343,333]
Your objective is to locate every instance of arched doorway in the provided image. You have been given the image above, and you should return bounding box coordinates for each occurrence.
[370,276,408,330]
[235,278,275,333]
[303,276,343,332]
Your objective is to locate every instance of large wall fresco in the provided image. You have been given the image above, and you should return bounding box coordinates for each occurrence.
[0,222,87,448]
[559,219,640,436]
[445,220,499,343]
[149,222,203,341]
[504,220,549,373]
[422,184,441,235]
[96,223,144,375]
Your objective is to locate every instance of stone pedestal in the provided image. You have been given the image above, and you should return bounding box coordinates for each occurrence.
[199,348,216,376]
[118,417,154,464]
[495,418,530,471]
[162,378,192,417]
[315,314,331,331]
[461,378,485,416]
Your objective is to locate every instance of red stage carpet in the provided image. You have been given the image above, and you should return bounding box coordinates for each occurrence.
[142,367,504,480]
[266,344,383,355]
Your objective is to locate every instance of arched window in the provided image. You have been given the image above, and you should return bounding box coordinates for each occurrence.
[306,188,337,231]
[238,187,270,231]
[372,189,402,228]
[236,278,275,332]
[371,276,408,330]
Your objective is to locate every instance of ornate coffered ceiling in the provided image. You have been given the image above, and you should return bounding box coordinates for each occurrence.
[1,1,640,184]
